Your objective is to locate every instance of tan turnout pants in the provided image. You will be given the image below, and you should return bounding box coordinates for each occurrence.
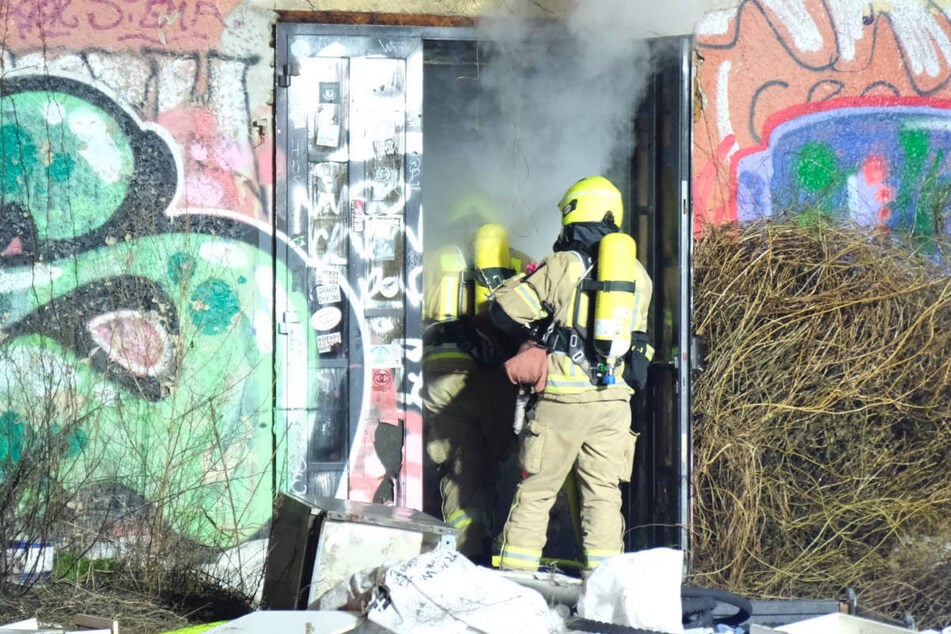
[423,367,517,558]
[499,395,637,571]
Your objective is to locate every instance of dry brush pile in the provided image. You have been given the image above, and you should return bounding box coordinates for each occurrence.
[691,221,951,629]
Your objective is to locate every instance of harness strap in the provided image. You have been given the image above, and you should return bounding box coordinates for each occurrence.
[579,279,636,293]
[475,266,516,291]
[548,327,589,366]
[423,320,468,348]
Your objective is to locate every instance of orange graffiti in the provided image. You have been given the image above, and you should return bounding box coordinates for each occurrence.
[693,0,951,229]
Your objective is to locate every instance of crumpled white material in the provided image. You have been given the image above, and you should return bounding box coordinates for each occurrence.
[309,564,387,611]
[577,547,685,634]
[366,550,551,633]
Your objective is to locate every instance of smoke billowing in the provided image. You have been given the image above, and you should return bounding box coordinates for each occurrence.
[422,0,704,261]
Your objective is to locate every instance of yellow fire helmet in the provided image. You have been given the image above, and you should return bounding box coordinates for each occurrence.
[558,175,623,227]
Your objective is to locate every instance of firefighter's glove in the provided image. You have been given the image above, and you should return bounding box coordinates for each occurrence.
[504,341,548,392]
[624,332,655,392]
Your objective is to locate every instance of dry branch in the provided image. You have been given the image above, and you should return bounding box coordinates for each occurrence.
[691,221,951,628]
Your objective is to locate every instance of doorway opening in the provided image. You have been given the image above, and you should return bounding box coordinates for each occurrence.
[274,19,693,558]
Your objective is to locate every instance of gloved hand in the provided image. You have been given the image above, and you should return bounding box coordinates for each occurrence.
[623,331,654,392]
[504,341,547,392]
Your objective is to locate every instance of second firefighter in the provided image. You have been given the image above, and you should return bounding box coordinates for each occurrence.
[422,222,534,564]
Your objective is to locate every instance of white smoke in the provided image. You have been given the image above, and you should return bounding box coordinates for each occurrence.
[423,0,705,261]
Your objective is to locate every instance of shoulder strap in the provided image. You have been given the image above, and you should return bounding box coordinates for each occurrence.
[571,251,594,335]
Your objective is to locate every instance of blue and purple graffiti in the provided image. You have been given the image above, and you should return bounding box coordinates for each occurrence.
[733,97,951,237]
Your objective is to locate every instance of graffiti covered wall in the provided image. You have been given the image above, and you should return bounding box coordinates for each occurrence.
[0,0,425,555]
[694,0,951,236]
[0,1,304,551]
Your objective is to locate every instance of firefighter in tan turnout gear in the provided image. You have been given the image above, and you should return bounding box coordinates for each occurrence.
[422,222,534,564]
[488,176,653,573]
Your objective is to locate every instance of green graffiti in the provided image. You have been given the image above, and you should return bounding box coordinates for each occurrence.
[190,278,241,335]
[896,129,932,237]
[0,90,134,240]
[0,411,89,477]
[795,141,838,192]
[68,428,87,458]
[168,252,198,286]
[0,411,26,466]
[0,79,314,549]
[1,124,38,192]
[0,230,307,546]
[900,128,929,162]
[48,151,76,183]
[50,424,88,458]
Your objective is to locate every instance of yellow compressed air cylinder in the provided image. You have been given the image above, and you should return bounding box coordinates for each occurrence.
[473,223,513,311]
[424,245,470,322]
[593,233,638,377]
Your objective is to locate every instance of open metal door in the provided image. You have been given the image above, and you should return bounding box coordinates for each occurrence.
[274,25,424,509]
[628,36,695,560]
